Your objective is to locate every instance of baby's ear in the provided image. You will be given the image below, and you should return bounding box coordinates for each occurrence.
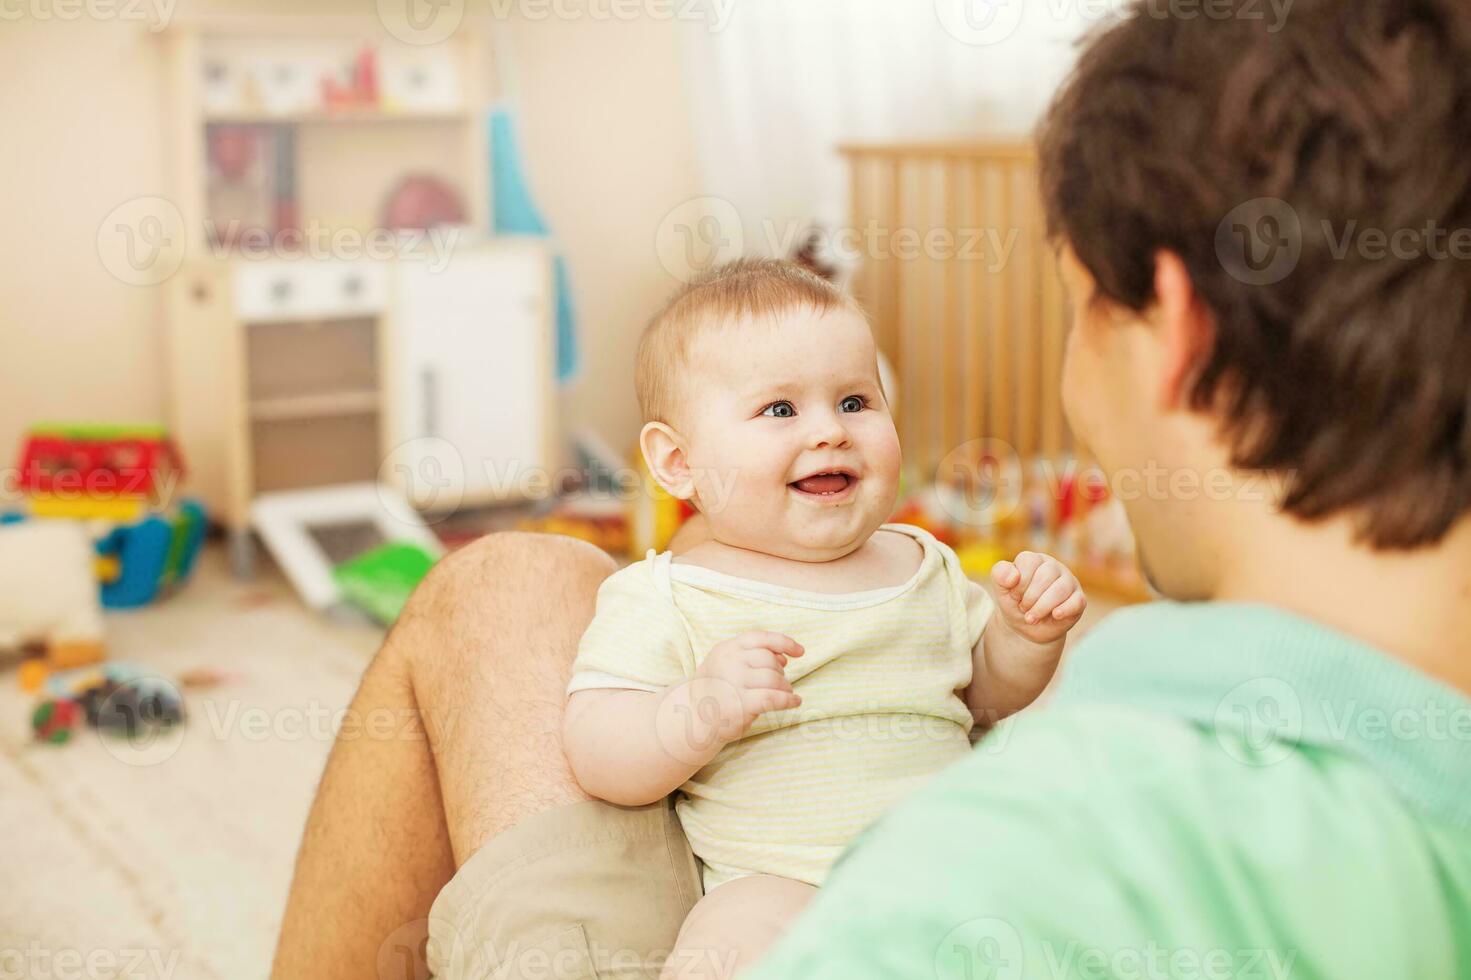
[639,422,696,500]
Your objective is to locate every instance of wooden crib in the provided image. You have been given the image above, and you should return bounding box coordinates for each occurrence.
[840,140,1073,481]
[840,141,1148,603]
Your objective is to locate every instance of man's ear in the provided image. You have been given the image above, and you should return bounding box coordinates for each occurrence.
[1152,250,1216,410]
[639,421,696,500]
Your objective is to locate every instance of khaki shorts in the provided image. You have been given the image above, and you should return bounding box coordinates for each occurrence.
[427,799,702,979]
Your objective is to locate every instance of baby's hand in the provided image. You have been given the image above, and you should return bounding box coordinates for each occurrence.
[691,631,804,742]
[991,552,1087,645]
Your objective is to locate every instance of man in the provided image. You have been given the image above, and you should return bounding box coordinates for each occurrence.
[272,0,1471,976]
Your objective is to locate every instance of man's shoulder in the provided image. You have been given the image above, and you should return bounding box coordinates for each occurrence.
[751,704,1471,979]
[928,703,1431,849]
[897,705,1461,932]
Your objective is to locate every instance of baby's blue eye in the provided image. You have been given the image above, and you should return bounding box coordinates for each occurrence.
[762,401,796,418]
[839,395,866,413]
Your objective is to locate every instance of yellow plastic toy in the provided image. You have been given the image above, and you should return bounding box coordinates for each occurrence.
[626,452,691,559]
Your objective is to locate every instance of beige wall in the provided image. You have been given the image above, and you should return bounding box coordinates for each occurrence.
[0,3,699,482]
[502,11,704,457]
[0,17,172,461]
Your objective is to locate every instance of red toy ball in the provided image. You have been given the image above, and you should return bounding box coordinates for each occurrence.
[32,698,80,744]
[381,174,465,231]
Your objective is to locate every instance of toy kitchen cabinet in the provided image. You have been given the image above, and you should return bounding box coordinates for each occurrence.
[165,243,557,574]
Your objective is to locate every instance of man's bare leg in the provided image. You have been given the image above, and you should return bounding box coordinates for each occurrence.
[271,532,616,980]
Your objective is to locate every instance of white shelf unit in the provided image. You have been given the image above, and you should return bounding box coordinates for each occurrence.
[159,16,560,569]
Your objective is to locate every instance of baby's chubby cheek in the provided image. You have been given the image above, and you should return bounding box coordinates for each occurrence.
[865,427,903,501]
[876,429,902,476]
[689,465,739,518]
[687,453,780,526]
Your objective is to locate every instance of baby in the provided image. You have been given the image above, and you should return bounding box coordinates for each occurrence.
[562,259,1086,979]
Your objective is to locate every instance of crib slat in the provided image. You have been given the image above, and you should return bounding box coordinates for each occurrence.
[962,161,983,450]
[1040,236,1067,458]
[899,163,923,474]
[1015,165,1039,461]
[941,161,962,466]
[851,156,872,317]
[885,157,904,429]
[989,165,1013,453]
[920,160,944,475]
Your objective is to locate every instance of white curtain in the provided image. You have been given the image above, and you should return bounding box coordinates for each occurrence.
[679,0,1094,250]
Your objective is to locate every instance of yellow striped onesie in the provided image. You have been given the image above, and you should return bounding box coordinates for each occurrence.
[567,523,995,892]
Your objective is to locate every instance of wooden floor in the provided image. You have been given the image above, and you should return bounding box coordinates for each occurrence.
[0,538,1121,979]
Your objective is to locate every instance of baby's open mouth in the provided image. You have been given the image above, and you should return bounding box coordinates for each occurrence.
[788,470,857,497]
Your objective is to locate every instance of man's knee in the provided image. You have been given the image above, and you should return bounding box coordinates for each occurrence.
[387,532,616,683]
[450,530,617,581]
[408,531,616,620]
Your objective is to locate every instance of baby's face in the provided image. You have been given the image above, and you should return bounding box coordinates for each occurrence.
[679,306,901,562]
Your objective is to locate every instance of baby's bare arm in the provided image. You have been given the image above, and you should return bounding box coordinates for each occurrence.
[965,552,1087,726]
[967,624,1066,726]
[563,684,724,806]
[563,630,805,807]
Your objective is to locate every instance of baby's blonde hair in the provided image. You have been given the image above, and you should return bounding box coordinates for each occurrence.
[636,258,864,425]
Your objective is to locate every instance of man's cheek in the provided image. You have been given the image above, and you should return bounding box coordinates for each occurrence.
[1060,331,1094,447]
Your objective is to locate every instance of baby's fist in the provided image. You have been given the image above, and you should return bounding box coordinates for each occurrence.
[692,630,804,741]
[991,552,1087,643]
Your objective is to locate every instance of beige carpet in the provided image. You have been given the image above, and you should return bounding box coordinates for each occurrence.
[0,543,383,980]
[0,537,1120,980]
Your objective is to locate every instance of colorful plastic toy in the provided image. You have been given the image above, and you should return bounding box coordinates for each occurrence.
[32,698,81,744]
[82,678,185,734]
[38,663,186,737]
[17,423,186,520]
[332,541,438,624]
[6,424,205,609]
[94,500,207,608]
[18,658,50,693]
[627,452,695,558]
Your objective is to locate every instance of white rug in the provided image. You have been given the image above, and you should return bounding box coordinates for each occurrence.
[0,543,383,980]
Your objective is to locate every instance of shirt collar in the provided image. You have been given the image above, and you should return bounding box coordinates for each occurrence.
[1055,601,1471,830]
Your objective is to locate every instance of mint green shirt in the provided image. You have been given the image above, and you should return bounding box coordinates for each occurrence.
[747,602,1471,979]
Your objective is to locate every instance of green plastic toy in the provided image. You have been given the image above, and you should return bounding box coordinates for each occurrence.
[332,542,438,624]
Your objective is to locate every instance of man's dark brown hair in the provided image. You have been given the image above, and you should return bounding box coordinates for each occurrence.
[1037,0,1471,549]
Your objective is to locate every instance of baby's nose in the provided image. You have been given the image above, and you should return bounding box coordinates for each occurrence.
[809,415,852,448]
